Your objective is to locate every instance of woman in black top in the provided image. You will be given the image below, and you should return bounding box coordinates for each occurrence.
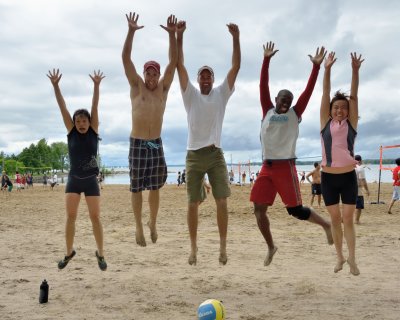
[47,68,107,271]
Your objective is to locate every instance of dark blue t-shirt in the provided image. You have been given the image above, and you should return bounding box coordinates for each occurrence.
[68,126,99,177]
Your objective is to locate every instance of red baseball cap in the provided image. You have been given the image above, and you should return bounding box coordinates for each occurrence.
[143,60,160,74]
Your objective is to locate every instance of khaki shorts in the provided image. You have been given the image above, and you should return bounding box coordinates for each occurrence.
[186,145,230,203]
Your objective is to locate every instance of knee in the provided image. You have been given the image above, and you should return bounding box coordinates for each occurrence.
[254,203,268,220]
[286,205,311,220]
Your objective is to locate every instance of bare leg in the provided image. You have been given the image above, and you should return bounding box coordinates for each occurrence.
[325,204,346,272]
[343,204,359,275]
[65,193,80,256]
[310,195,315,207]
[254,203,277,266]
[355,208,361,224]
[131,192,146,246]
[307,207,333,245]
[317,195,321,207]
[388,199,396,214]
[187,201,200,265]
[86,196,104,256]
[215,197,228,265]
[148,189,160,243]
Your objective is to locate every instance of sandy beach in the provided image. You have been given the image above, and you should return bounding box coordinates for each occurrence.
[1,182,399,319]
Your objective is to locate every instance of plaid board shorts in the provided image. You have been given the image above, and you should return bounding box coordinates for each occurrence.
[129,137,167,193]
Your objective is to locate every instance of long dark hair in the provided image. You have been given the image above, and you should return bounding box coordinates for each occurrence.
[72,109,91,123]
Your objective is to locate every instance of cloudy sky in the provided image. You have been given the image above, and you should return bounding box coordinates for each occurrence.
[1,0,399,166]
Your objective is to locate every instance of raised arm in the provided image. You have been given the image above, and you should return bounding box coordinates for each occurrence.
[159,14,178,92]
[89,70,105,133]
[46,69,73,132]
[122,12,144,87]
[348,52,364,129]
[176,20,189,92]
[320,51,337,129]
[294,46,326,118]
[226,23,241,90]
[260,42,278,118]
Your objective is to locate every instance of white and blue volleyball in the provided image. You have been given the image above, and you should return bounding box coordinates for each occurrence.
[197,299,225,320]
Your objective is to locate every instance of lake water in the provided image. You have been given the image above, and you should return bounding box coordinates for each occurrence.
[102,164,394,185]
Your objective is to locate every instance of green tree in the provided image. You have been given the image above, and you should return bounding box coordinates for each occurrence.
[50,142,69,172]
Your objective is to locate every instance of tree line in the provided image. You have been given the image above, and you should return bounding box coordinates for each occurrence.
[0,139,69,174]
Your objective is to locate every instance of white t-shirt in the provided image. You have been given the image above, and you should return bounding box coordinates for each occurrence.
[261,107,301,160]
[181,78,234,150]
[355,164,366,195]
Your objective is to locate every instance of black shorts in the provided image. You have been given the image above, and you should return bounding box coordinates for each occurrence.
[356,196,364,209]
[65,174,100,196]
[129,137,167,193]
[311,183,322,195]
[321,170,357,206]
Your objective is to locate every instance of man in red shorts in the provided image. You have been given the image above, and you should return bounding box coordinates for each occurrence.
[250,42,333,266]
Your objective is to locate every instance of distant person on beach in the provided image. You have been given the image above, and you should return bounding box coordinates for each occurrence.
[250,42,333,267]
[42,174,48,188]
[320,51,364,276]
[387,158,400,214]
[229,169,234,184]
[241,172,246,186]
[354,155,368,224]
[122,12,177,246]
[177,171,182,186]
[306,162,322,207]
[15,171,22,192]
[47,68,107,271]
[181,169,186,185]
[176,19,241,265]
[299,171,306,184]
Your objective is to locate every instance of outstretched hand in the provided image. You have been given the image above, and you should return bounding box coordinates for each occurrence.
[263,41,279,58]
[125,12,144,32]
[160,14,177,34]
[308,46,327,65]
[227,23,239,38]
[46,68,62,85]
[176,20,186,36]
[89,70,105,84]
[324,51,337,69]
[351,52,364,70]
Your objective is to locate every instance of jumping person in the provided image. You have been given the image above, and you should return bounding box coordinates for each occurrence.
[176,20,241,265]
[250,42,333,267]
[320,51,364,275]
[47,69,107,271]
[122,12,178,246]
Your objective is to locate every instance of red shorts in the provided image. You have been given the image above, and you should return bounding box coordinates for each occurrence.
[250,160,302,207]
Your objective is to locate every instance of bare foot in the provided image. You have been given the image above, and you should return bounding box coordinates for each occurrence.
[388,211,392,214]
[334,259,346,273]
[219,252,228,265]
[355,220,360,225]
[147,221,158,244]
[264,246,278,266]
[324,226,334,245]
[188,251,197,266]
[347,259,360,276]
[135,230,146,247]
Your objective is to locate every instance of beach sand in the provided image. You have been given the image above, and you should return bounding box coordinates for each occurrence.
[1,182,399,319]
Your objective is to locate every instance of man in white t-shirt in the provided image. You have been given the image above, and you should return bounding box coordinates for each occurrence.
[176,19,241,266]
[354,155,369,224]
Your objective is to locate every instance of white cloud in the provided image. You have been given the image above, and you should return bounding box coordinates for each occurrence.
[1,0,399,166]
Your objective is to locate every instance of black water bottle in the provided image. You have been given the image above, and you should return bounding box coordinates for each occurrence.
[39,279,49,303]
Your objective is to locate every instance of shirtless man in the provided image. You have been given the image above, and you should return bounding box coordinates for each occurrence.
[122,12,177,246]
[306,162,322,207]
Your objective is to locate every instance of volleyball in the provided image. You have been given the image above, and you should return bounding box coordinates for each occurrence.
[197,299,225,320]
